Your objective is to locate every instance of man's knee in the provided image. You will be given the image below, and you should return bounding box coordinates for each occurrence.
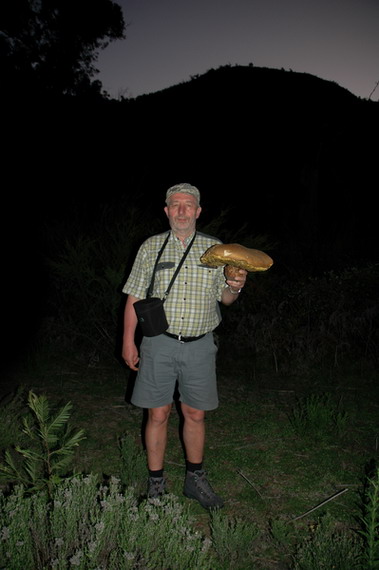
[181,403,205,423]
[148,405,172,426]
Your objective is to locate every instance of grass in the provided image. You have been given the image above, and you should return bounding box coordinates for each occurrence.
[1,342,378,568]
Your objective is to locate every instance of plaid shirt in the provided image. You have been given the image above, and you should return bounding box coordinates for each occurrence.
[123,231,228,336]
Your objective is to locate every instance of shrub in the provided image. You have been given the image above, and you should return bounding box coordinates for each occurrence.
[358,465,379,569]
[289,392,348,439]
[292,512,362,569]
[0,390,85,496]
[0,475,214,569]
[220,264,379,374]
[119,432,147,496]
[0,385,29,450]
[210,509,260,569]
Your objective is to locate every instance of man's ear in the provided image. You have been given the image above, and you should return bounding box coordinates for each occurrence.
[164,206,169,218]
[196,206,202,219]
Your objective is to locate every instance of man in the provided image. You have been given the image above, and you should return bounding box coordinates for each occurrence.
[122,183,246,509]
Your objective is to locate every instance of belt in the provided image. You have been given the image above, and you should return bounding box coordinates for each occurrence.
[163,332,206,343]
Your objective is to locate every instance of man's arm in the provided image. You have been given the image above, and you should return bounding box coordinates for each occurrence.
[122,294,140,371]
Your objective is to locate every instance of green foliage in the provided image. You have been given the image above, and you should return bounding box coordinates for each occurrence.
[269,517,299,559]
[0,385,29,450]
[210,509,260,569]
[0,475,214,569]
[289,392,348,439]
[221,263,379,375]
[0,391,85,495]
[119,432,147,495]
[45,202,165,361]
[292,512,363,569]
[358,466,379,569]
[0,385,378,568]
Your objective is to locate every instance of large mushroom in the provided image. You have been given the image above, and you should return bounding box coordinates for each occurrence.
[200,243,273,279]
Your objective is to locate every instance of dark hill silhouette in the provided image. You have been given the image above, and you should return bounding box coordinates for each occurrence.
[113,65,378,269]
[133,64,359,112]
[3,64,378,272]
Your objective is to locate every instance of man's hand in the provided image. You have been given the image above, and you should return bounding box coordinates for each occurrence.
[225,267,247,292]
[122,342,139,371]
[221,267,247,305]
[122,294,140,371]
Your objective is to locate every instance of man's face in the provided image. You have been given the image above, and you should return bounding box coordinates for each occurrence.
[164,192,201,237]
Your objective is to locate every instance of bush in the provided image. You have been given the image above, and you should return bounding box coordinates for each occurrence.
[289,392,348,439]
[119,432,147,496]
[0,390,85,496]
[0,475,214,569]
[210,509,260,569]
[292,513,362,569]
[358,465,379,569]
[220,264,379,374]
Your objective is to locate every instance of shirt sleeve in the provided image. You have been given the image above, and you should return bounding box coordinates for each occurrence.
[122,243,150,299]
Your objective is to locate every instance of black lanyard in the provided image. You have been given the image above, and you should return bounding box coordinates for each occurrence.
[147,232,196,300]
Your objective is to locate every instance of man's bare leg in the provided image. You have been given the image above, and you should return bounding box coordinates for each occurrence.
[145,404,172,470]
[181,402,205,463]
[181,402,224,509]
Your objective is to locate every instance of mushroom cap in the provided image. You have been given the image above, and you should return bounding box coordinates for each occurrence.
[200,243,273,272]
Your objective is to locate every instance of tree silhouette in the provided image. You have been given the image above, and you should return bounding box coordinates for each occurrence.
[0,0,125,98]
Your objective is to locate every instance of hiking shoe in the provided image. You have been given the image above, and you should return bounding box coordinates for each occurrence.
[147,476,166,498]
[183,470,224,509]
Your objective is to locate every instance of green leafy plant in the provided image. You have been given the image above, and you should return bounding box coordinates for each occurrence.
[45,201,165,361]
[292,512,362,569]
[0,385,29,450]
[0,390,85,495]
[289,392,348,439]
[269,517,298,559]
[358,465,379,569]
[119,432,147,495]
[220,263,379,375]
[210,508,259,569]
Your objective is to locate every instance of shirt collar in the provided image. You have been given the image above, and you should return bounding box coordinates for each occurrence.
[170,230,196,249]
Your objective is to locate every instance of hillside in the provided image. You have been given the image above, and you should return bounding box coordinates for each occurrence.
[3,64,379,272]
[70,66,379,266]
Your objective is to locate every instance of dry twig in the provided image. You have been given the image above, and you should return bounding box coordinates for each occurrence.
[236,469,265,500]
[290,488,349,522]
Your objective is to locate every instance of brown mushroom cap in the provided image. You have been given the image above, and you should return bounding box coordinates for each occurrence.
[200,243,273,272]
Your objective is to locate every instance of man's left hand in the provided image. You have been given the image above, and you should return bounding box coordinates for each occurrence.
[224,267,247,293]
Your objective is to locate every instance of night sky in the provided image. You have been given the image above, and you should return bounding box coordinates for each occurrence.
[97,0,379,101]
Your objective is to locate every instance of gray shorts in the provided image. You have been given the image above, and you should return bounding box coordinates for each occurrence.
[131,332,218,411]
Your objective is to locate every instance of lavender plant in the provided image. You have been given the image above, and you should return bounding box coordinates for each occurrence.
[210,508,259,569]
[0,474,214,569]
